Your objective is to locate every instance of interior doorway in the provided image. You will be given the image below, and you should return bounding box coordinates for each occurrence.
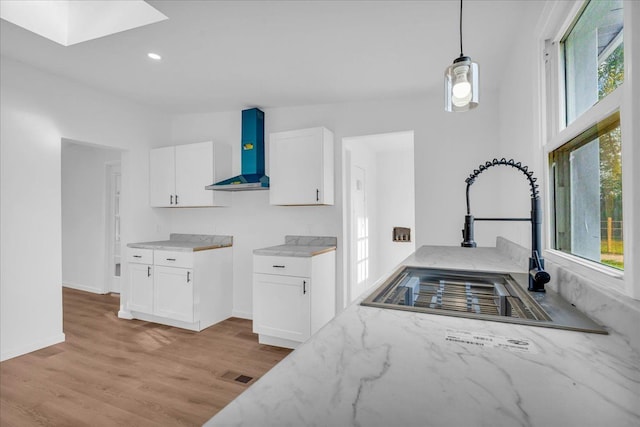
[343,131,415,305]
[62,140,124,294]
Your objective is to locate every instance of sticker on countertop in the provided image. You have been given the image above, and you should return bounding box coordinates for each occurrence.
[445,329,538,354]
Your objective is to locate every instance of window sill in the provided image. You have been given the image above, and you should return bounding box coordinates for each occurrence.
[543,249,626,294]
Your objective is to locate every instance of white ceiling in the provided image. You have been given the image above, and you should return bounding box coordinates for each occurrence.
[0,0,546,114]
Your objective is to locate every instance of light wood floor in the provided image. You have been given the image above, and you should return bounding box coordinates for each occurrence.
[0,288,291,426]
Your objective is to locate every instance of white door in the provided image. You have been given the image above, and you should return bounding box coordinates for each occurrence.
[270,130,322,205]
[175,141,213,207]
[350,166,369,302]
[149,146,175,207]
[106,162,121,293]
[154,266,194,322]
[253,273,311,342]
[129,263,153,314]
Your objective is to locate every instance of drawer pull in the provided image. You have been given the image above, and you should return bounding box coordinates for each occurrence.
[272,265,286,268]
[133,255,142,258]
[166,258,176,261]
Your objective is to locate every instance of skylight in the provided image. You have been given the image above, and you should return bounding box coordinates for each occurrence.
[0,0,167,46]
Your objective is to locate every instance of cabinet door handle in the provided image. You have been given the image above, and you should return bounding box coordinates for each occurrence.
[170,195,174,205]
[316,189,319,202]
[175,194,179,205]
[147,266,151,277]
[187,271,191,283]
[133,255,142,258]
[303,280,307,294]
[272,265,285,268]
[166,258,176,261]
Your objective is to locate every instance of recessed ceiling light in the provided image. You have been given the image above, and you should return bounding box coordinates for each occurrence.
[147,52,162,61]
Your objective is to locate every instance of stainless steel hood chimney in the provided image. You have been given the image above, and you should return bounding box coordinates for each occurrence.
[205,108,269,191]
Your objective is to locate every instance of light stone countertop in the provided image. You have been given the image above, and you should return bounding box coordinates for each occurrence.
[206,245,640,427]
[127,233,232,252]
[253,235,337,257]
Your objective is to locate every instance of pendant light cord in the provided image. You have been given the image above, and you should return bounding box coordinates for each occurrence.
[459,0,464,57]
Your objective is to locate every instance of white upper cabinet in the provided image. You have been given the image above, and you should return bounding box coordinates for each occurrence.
[269,127,334,206]
[150,141,231,207]
[149,146,175,207]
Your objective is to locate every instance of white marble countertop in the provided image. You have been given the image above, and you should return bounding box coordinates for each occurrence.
[253,235,337,257]
[206,245,640,427]
[127,233,232,252]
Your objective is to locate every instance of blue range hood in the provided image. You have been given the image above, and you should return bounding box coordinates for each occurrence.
[205,108,269,191]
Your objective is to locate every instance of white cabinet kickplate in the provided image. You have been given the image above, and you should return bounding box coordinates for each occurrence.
[445,329,538,354]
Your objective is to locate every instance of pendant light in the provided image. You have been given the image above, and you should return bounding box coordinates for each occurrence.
[444,0,479,112]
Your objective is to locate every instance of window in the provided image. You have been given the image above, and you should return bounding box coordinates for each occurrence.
[549,114,623,269]
[563,0,624,124]
[547,0,624,271]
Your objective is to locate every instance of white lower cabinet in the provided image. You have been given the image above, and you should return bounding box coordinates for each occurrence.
[129,263,154,314]
[128,248,154,314]
[253,251,335,349]
[253,274,311,343]
[154,266,194,323]
[126,247,232,331]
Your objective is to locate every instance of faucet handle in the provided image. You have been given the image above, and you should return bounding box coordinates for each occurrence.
[461,215,477,248]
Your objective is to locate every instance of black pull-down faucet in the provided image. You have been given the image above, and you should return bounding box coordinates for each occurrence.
[461,158,550,292]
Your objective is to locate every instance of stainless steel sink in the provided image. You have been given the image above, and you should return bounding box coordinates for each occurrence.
[361,267,607,334]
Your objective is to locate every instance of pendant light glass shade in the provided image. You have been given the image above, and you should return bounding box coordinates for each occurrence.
[444,56,479,112]
[444,0,479,112]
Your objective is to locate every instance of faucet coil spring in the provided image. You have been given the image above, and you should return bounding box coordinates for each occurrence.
[465,158,539,199]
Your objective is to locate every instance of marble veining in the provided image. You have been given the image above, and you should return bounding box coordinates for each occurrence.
[253,235,337,257]
[127,234,232,252]
[206,244,640,427]
[496,236,640,353]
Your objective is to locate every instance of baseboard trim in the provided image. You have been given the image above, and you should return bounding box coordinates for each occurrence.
[232,309,252,320]
[1,333,66,362]
[63,282,107,294]
[258,334,300,349]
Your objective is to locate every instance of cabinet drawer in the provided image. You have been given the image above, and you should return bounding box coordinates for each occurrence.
[154,250,194,269]
[254,255,310,277]
[127,248,153,264]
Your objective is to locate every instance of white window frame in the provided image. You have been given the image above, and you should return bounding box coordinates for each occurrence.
[538,0,638,299]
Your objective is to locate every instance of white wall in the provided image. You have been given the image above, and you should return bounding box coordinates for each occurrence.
[495,0,544,251]
[375,143,415,279]
[1,92,65,361]
[169,92,503,315]
[62,141,120,293]
[0,57,170,361]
